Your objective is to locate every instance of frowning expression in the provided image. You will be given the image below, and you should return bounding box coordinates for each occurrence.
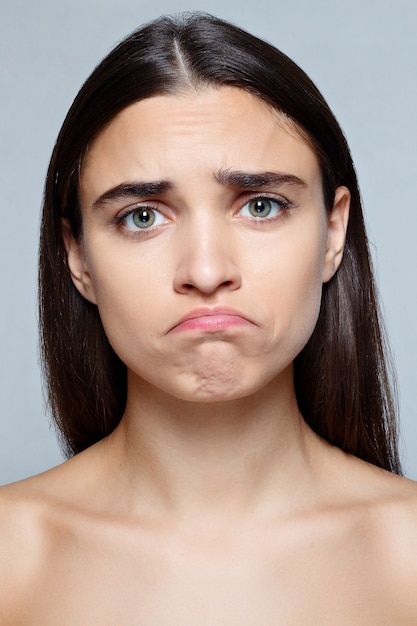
[66,87,349,402]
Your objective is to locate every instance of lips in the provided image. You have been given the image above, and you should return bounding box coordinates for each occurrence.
[168,306,255,333]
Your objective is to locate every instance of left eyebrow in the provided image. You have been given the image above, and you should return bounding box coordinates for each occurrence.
[214,168,307,190]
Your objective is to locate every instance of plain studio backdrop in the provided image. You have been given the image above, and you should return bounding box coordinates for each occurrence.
[1,0,416,483]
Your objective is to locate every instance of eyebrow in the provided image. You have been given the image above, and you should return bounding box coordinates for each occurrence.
[215,168,308,190]
[91,169,307,210]
[92,180,174,209]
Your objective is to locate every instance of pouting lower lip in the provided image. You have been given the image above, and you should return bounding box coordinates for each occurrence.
[172,314,252,333]
[168,307,254,333]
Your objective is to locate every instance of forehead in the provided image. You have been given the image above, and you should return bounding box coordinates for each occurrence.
[80,87,321,200]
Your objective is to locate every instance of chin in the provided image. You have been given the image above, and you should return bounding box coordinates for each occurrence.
[168,367,283,405]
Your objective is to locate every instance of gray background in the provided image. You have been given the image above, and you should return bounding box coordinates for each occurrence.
[1,0,416,483]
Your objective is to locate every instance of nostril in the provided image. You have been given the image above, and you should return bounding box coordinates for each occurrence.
[173,256,242,295]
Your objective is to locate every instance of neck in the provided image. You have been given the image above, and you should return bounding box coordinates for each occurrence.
[100,367,323,520]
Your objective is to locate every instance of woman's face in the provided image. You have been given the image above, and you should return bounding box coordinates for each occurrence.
[67,87,349,402]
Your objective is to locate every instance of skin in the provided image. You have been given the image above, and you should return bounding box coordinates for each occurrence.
[1,87,417,624]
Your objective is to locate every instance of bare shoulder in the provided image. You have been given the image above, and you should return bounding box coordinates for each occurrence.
[0,446,101,545]
[330,448,417,543]
[341,451,417,523]
[368,468,417,572]
[367,467,417,561]
[0,476,51,622]
[0,451,101,624]
[327,450,417,616]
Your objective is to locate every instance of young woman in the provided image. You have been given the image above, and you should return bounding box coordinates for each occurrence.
[1,13,417,624]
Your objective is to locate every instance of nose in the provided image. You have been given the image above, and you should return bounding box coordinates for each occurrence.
[173,217,242,295]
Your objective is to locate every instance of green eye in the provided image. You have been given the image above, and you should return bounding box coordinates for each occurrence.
[239,196,284,220]
[119,205,168,233]
[247,198,273,218]
[132,209,156,228]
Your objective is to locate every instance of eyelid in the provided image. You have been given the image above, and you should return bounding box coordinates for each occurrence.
[241,191,292,206]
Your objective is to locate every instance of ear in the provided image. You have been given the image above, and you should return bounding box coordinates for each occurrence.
[322,186,350,283]
[61,219,97,304]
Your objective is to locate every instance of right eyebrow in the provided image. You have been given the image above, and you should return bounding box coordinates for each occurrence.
[91,180,175,210]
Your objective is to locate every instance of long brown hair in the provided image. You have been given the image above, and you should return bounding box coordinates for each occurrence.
[39,13,401,472]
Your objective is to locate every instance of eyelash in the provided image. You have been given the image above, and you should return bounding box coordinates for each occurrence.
[111,193,293,236]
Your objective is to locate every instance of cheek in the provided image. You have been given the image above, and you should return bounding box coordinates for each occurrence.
[83,247,150,343]
[84,240,177,379]
[91,277,164,385]
[259,225,327,349]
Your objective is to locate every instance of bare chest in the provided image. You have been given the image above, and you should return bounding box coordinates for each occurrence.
[11,525,414,625]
